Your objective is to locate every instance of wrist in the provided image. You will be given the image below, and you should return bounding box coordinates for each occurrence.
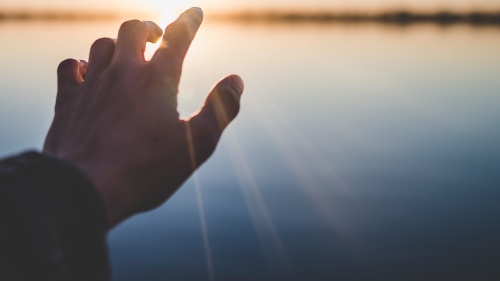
[43,150,134,229]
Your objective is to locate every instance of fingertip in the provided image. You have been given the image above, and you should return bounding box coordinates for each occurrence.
[177,7,203,26]
[87,38,115,77]
[204,76,244,125]
[56,58,81,108]
[57,58,79,76]
[150,8,203,77]
[187,7,203,20]
[144,21,163,43]
[228,75,244,94]
[115,19,164,59]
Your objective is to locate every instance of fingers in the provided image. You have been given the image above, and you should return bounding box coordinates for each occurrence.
[114,20,163,61]
[56,59,87,108]
[187,75,244,164]
[87,37,116,78]
[150,8,203,79]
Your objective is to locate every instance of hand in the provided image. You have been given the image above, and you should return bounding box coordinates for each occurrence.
[43,8,244,228]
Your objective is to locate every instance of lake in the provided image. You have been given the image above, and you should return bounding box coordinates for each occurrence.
[0,18,499,280]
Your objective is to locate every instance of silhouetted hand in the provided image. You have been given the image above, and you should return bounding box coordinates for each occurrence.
[43,8,244,228]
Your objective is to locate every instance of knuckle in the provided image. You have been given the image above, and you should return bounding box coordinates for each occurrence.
[106,60,132,77]
[147,60,166,75]
[168,55,184,71]
[143,66,175,90]
[177,19,192,32]
[148,59,182,86]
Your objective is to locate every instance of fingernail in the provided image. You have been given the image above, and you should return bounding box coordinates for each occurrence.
[229,75,244,94]
[192,7,203,17]
[189,7,203,20]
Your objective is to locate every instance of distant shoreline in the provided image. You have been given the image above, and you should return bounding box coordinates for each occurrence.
[0,11,118,21]
[209,11,500,26]
[2,10,500,26]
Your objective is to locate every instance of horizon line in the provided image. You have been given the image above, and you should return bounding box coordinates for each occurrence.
[208,10,500,26]
[0,11,121,21]
[1,10,500,26]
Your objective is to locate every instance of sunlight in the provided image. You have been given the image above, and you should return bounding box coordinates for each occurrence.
[245,93,355,237]
[185,121,215,281]
[225,131,296,279]
[143,10,177,61]
[193,173,215,281]
[139,0,202,13]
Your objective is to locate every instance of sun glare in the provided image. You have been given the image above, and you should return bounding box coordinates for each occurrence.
[143,11,178,61]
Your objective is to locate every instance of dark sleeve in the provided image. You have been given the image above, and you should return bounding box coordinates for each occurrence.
[0,151,110,281]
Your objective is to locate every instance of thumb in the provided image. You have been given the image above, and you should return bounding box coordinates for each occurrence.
[195,75,244,132]
[186,75,244,164]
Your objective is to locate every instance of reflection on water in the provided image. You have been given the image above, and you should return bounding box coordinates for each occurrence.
[1,20,500,280]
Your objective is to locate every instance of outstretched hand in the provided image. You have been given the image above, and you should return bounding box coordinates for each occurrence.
[43,8,244,228]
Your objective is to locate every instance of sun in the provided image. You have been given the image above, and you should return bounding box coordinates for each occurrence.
[143,11,178,61]
[142,1,206,61]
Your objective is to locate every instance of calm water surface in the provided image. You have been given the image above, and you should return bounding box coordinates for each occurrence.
[0,20,499,280]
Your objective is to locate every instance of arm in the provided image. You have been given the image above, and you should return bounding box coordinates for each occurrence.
[0,7,243,279]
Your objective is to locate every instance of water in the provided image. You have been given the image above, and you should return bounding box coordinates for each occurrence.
[0,19,499,280]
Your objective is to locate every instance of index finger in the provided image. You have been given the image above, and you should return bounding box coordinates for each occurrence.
[150,8,203,78]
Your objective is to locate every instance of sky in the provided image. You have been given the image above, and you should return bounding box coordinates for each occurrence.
[1,0,499,14]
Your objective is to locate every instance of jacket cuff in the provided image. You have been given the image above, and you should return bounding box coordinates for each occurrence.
[0,151,109,280]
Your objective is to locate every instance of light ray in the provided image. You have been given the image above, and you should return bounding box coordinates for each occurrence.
[185,122,215,281]
[193,174,215,281]
[225,131,296,280]
[252,92,351,194]
[244,92,353,235]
